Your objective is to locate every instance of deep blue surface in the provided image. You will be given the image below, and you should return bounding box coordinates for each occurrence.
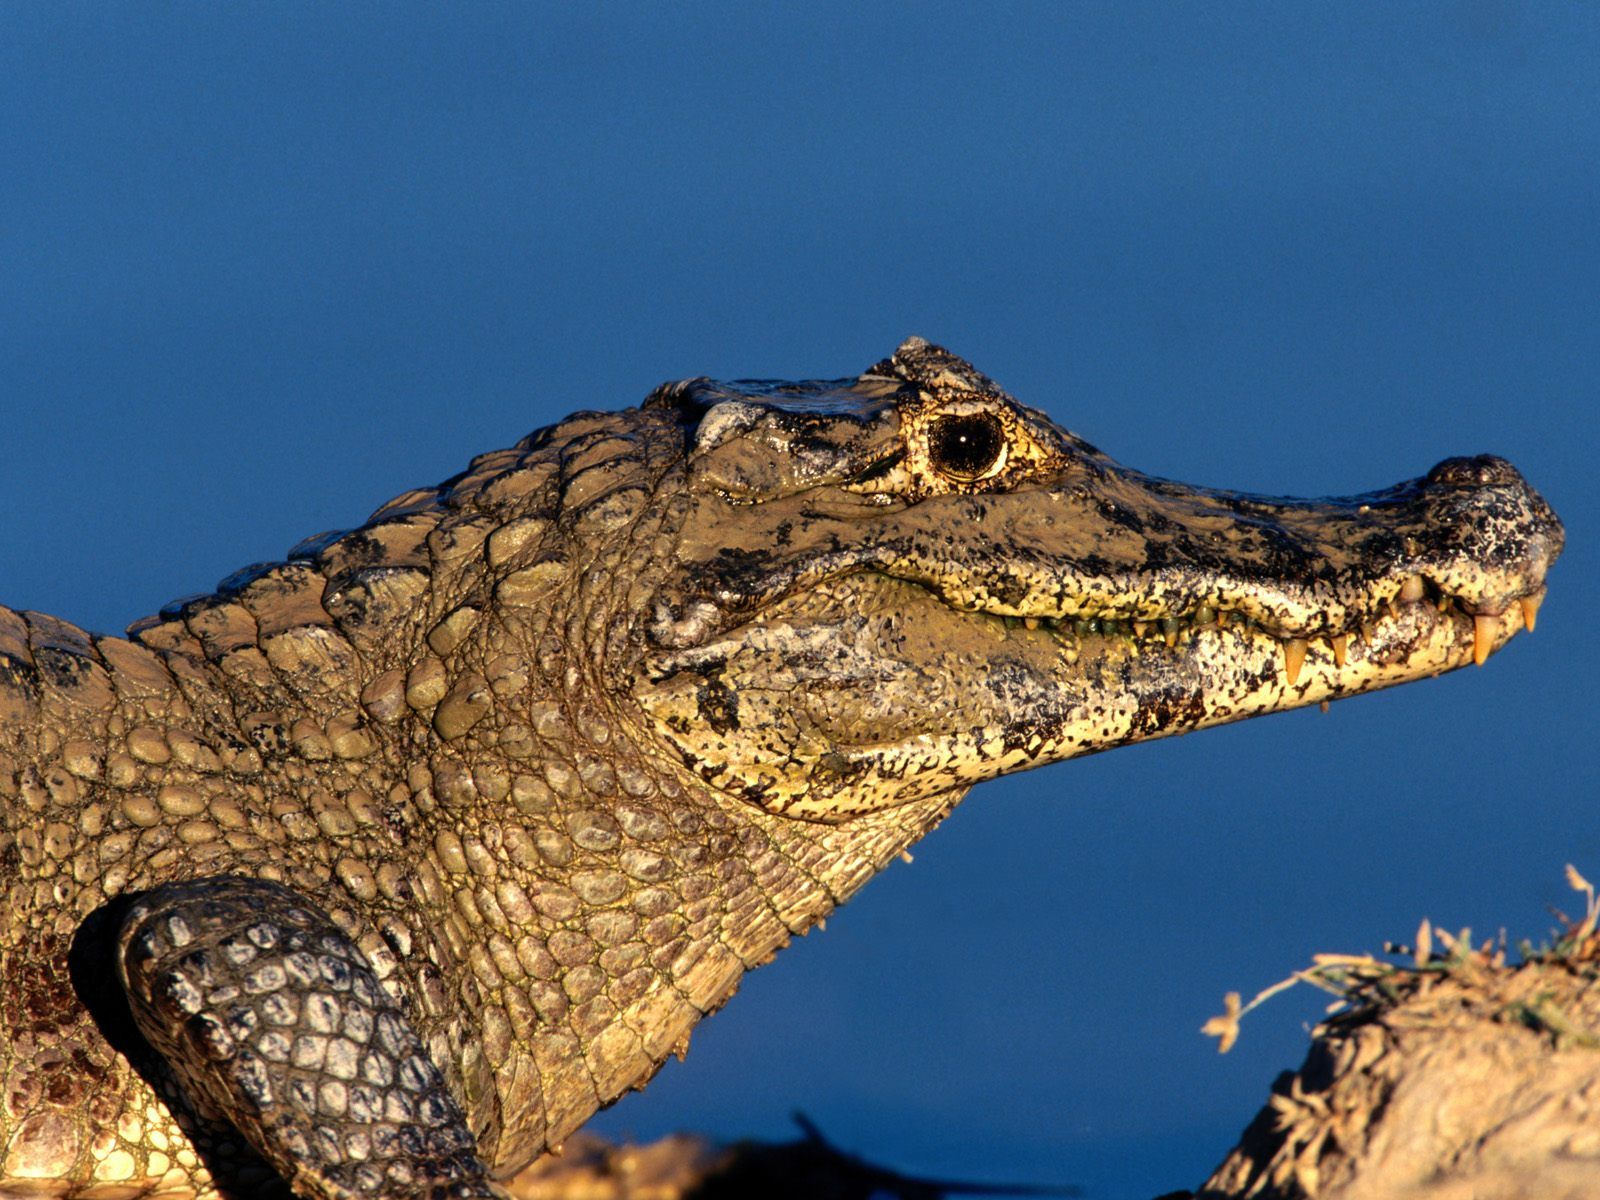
[2,6,1596,1197]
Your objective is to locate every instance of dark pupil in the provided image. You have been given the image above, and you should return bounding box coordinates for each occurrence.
[930,413,1004,479]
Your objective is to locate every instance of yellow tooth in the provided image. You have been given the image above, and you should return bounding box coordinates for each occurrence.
[1519,595,1541,632]
[1473,614,1498,666]
[1399,575,1426,603]
[1164,628,1178,648]
[1283,638,1308,686]
[1330,634,1349,668]
[1384,599,1399,620]
[1132,620,1149,638]
[1024,617,1040,630]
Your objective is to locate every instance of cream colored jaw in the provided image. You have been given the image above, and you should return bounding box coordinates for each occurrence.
[761,587,1535,819]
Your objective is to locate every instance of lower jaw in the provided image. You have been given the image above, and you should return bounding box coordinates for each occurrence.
[653,577,1533,813]
[994,595,1529,760]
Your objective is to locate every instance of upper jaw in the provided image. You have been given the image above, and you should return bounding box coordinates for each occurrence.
[878,452,1563,653]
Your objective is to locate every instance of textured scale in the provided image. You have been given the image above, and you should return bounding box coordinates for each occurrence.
[119,877,496,1200]
[0,339,1563,1198]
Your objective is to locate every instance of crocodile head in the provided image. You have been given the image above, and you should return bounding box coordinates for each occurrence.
[633,338,1563,820]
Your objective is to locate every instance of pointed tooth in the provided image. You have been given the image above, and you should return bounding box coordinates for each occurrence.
[1473,614,1498,666]
[1283,638,1308,686]
[1519,595,1540,632]
[1164,627,1178,648]
[1132,620,1149,638]
[1399,575,1426,603]
[1330,633,1349,668]
[1024,617,1040,631]
[1319,700,1330,714]
[1384,599,1399,620]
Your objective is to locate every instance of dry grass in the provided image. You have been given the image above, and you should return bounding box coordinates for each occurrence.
[1194,864,1600,1199]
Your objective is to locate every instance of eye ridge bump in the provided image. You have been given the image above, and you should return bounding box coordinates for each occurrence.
[929,411,1007,481]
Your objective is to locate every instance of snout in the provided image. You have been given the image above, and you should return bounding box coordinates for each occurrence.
[1408,454,1564,618]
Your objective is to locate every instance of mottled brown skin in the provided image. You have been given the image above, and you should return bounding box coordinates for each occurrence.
[0,340,1563,1198]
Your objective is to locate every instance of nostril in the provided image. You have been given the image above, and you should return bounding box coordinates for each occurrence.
[1425,455,1525,490]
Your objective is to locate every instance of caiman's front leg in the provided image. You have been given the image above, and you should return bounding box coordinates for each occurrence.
[118,876,504,1200]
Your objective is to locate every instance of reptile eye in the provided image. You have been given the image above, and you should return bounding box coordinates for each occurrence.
[928,411,1007,482]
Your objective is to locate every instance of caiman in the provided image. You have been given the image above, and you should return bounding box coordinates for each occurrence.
[0,339,1564,1199]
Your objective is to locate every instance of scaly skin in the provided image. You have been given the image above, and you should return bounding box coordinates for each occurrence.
[0,340,1563,1198]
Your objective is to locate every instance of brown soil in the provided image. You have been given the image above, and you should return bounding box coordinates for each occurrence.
[1191,916,1600,1200]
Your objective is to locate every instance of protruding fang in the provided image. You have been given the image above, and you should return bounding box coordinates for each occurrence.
[1519,595,1541,632]
[1330,634,1349,668]
[1399,575,1426,603]
[1283,638,1308,686]
[1473,614,1498,666]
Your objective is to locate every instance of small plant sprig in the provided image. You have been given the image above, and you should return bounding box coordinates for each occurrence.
[1202,864,1600,1054]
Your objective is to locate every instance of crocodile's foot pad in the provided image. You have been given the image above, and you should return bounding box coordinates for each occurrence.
[119,874,503,1199]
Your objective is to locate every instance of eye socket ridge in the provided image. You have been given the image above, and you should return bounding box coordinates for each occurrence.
[927,409,1008,482]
